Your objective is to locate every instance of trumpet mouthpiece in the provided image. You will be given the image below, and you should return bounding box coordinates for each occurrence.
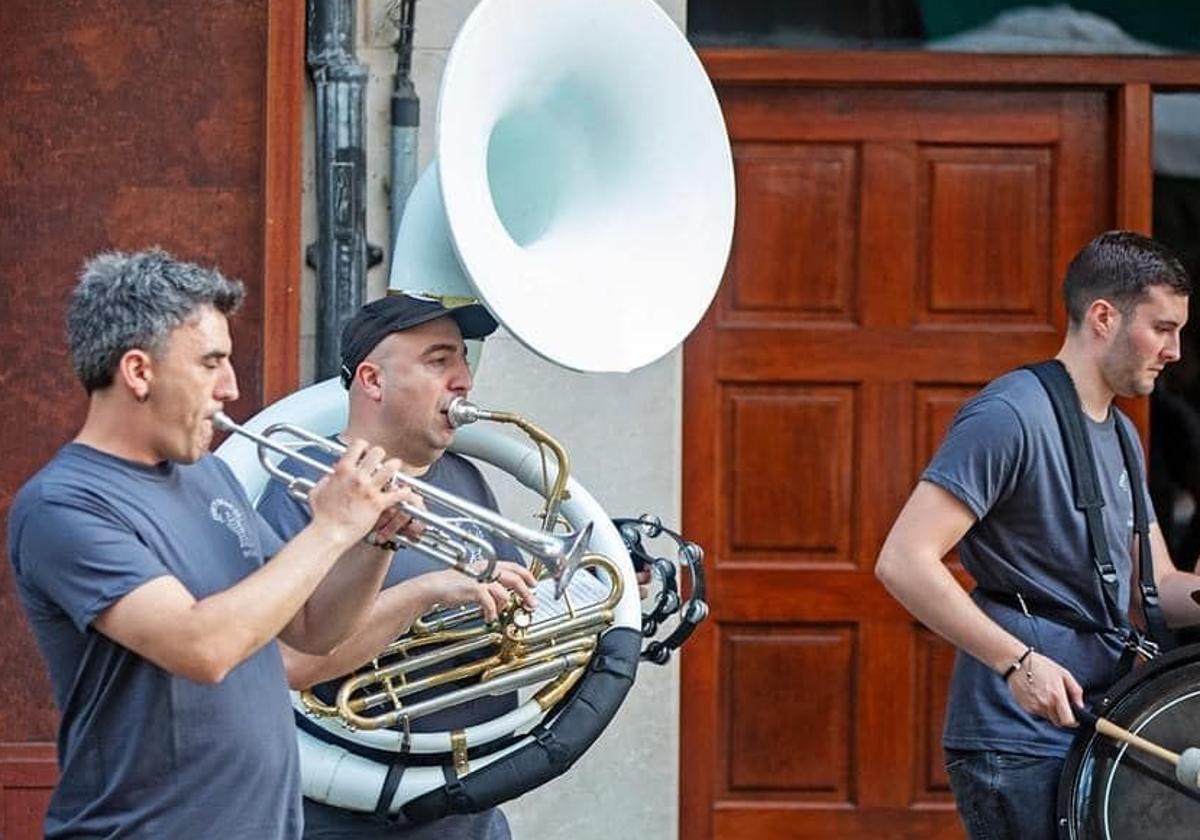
[447,398,483,428]
[211,411,235,433]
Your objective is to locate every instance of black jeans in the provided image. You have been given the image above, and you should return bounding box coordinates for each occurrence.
[944,749,1064,840]
[301,799,511,839]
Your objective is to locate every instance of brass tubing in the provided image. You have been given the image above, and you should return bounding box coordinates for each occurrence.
[343,655,502,715]
[340,633,502,697]
[481,636,597,681]
[340,652,593,730]
[310,402,628,734]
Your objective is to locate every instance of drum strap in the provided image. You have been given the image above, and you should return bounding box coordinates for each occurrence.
[1021,360,1175,660]
[1113,411,1176,654]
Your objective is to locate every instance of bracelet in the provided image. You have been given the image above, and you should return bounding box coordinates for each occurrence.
[362,532,401,552]
[1002,646,1035,682]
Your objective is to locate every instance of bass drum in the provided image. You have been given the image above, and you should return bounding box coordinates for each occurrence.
[1057,644,1200,839]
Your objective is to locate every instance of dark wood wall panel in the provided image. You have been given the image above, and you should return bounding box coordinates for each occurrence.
[0,2,301,833]
[726,386,856,560]
[0,746,57,837]
[721,624,856,799]
[0,0,271,745]
[728,144,859,320]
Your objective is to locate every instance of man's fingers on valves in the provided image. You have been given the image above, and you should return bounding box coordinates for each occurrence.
[495,563,537,608]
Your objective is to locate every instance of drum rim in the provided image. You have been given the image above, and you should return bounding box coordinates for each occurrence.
[1056,643,1200,839]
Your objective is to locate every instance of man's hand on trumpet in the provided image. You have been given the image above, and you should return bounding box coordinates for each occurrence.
[306,438,421,548]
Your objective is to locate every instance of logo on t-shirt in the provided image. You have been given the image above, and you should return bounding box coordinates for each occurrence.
[1119,469,1135,529]
[443,516,495,568]
[210,498,255,558]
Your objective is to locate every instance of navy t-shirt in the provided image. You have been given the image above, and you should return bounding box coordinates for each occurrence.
[8,444,300,839]
[924,369,1153,757]
[257,448,519,839]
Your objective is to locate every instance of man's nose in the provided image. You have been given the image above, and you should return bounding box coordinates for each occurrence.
[1165,331,1183,362]
[217,360,240,402]
[450,358,473,392]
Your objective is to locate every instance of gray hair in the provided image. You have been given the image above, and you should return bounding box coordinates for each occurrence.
[67,248,245,393]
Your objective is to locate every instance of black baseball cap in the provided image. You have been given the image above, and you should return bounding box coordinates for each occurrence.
[340,293,498,388]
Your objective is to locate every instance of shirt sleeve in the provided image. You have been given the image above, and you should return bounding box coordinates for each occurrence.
[921,395,1026,520]
[15,496,171,632]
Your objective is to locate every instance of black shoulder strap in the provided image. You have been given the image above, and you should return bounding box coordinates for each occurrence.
[1025,360,1125,632]
[1113,414,1176,652]
[1024,360,1175,652]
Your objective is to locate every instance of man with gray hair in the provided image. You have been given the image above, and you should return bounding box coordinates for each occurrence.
[7,249,421,839]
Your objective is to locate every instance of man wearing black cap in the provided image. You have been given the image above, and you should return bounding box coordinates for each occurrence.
[257,293,538,840]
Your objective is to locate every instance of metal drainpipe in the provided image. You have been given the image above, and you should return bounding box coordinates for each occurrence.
[389,0,420,251]
[306,0,381,380]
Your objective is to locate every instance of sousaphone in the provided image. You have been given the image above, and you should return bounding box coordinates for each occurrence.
[217,0,734,823]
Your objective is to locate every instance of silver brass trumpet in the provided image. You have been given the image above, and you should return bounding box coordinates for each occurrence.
[211,411,593,588]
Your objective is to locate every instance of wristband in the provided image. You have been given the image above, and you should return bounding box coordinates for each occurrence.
[1002,646,1035,682]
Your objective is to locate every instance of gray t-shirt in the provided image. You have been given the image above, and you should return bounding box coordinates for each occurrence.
[923,369,1152,757]
[257,447,516,840]
[7,443,298,839]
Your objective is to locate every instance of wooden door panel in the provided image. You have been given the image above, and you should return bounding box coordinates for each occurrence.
[729,144,860,320]
[912,628,958,804]
[716,330,1059,381]
[720,624,856,799]
[718,88,1073,145]
[683,72,1112,839]
[917,146,1054,324]
[726,386,857,561]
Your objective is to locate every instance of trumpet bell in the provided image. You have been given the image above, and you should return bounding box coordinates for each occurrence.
[389,0,735,373]
[547,520,592,598]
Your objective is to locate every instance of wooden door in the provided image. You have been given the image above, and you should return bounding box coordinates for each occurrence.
[681,60,1129,840]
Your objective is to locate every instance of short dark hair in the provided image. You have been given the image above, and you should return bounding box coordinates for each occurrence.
[1063,231,1190,327]
[67,248,245,393]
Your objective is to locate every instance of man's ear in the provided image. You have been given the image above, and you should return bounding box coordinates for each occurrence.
[1086,298,1122,339]
[356,361,384,400]
[115,348,154,402]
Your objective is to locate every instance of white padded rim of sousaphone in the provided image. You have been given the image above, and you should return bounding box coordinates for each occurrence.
[436,0,735,373]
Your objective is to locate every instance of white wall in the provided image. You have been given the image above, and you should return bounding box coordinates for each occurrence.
[298,2,689,837]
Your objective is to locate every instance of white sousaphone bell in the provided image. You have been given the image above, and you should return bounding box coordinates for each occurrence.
[392,0,735,372]
[216,0,734,821]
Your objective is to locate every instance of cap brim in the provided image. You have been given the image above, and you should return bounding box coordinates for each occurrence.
[447,302,499,340]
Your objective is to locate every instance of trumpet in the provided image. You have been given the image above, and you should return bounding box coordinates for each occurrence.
[211,411,593,588]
